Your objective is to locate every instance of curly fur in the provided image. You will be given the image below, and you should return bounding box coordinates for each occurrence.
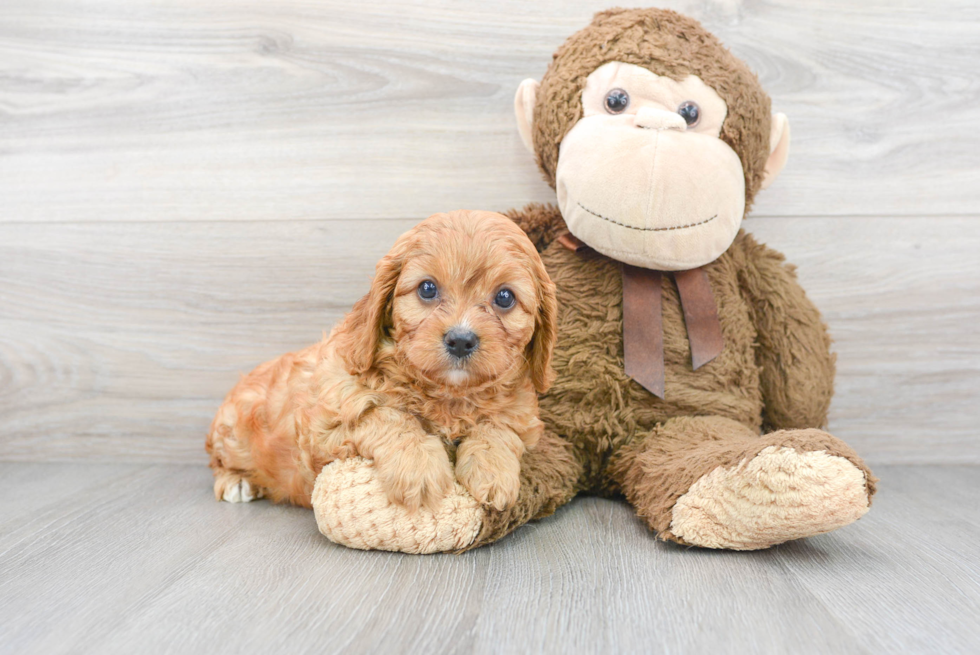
[206,210,558,513]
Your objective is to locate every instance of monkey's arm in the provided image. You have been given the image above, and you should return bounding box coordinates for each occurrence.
[734,231,836,431]
[503,203,568,253]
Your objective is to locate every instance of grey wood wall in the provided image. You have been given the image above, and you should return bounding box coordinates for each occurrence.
[2,0,978,465]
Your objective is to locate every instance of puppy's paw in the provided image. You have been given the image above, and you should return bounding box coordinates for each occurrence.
[218,476,264,503]
[376,437,454,513]
[455,442,521,511]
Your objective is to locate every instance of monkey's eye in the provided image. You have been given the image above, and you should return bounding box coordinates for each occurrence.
[417,280,438,300]
[677,101,701,127]
[493,288,516,309]
[604,88,630,114]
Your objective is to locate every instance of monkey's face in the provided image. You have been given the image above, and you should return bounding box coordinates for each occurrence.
[556,62,745,270]
[513,9,792,270]
[516,56,790,271]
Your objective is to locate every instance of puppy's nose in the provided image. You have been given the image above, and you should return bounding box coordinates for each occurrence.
[444,328,479,359]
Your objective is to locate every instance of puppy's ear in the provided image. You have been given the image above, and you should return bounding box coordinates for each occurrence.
[336,241,406,375]
[527,253,558,393]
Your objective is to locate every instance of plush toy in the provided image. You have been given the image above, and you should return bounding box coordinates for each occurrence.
[312,7,876,553]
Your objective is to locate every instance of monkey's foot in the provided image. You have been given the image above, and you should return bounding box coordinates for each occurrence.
[669,445,871,550]
[312,457,484,554]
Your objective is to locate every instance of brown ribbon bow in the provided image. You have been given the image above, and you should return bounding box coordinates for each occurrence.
[560,232,724,399]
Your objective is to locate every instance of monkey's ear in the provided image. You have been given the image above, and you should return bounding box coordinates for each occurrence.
[761,112,791,190]
[514,78,540,154]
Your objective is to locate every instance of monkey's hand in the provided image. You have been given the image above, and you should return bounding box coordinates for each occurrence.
[312,429,581,553]
[313,457,484,553]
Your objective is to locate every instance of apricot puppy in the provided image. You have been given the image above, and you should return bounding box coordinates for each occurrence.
[206,210,558,512]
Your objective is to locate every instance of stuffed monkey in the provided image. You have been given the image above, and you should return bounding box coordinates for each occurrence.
[313,8,876,553]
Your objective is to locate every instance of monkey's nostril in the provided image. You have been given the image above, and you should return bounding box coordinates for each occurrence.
[634,108,687,132]
[444,328,480,359]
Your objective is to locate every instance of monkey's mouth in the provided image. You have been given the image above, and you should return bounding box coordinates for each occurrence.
[576,201,717,232]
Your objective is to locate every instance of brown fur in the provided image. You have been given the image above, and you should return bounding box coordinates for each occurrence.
[467,205,877,549]
[460,8,875,550]
[206,210,558,513]
[531,8,772,212]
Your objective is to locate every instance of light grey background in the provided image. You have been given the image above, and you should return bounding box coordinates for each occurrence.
[2,0,978,465]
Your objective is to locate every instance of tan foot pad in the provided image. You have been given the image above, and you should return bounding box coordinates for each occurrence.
[312,457,485,554]
[670,446,870,550]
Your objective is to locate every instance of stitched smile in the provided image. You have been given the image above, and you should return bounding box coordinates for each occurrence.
[577,201,717,232]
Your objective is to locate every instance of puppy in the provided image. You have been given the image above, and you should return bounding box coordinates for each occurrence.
[206,210,558,512]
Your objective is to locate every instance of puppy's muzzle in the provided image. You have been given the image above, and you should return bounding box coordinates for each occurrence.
[444,327,479,360]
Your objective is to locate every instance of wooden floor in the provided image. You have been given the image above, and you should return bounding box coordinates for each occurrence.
[1,463,978,654]
[2,1,980,653]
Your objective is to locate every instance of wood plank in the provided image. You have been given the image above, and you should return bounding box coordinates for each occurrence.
[93,501,492,655]
[0,219,413,462]
[878,465,980,531]
[0,462,139,528]
[1,217,977,464]
[0,463,977,653]
[472,496,865,654]
[774,464,980,653]
[1,0,978,222]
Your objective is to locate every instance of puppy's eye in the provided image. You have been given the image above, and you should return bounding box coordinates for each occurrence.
[677,101,700,127]
[493,288,516,309]
[417,280,438,301]
[604,88,630,114]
